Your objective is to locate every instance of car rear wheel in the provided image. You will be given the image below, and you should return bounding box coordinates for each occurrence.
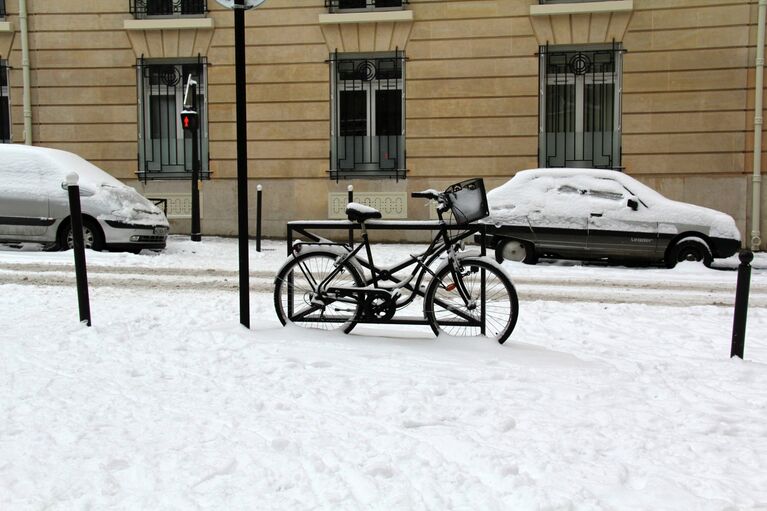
[58,218,105,252]
[495,238,537,265]
[666,238,712,268]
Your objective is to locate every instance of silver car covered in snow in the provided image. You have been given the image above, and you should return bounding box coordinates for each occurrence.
[0,145,169,252]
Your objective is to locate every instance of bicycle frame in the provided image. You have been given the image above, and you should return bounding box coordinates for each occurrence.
[286,217,486,325]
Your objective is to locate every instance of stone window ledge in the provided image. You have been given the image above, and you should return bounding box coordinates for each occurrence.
[124,18,214,31]
[0,21,13,33]
[319,10,413,25]
[531,0,633,17]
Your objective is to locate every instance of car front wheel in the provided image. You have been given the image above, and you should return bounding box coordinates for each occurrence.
[666,238,712,268]
[495,238,537,265]
[59,218,105,252]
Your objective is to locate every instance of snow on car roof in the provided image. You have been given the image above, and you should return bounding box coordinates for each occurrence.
[482,168,740,241]
[1,144,126,189]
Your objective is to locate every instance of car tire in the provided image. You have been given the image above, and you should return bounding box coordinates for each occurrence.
[666,238,712,269]
[495,238,537,265]
[58,217,105,252]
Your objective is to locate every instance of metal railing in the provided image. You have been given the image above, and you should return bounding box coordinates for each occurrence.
[129,0,207,19]
[325,0,407,13]
[331,136,406,181]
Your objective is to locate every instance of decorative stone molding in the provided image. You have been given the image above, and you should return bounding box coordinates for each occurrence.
[0,21,13,33]
[123,18,215,58]
[319,10,414,53]
[529,1,634,45]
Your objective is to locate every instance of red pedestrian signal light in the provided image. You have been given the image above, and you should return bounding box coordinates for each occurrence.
[180,110,199,131]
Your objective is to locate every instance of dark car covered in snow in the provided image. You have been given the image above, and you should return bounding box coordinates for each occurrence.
[479,168,741,268]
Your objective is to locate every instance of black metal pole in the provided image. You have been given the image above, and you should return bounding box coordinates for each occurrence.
[235,0,250,328]
[66,174,91,326]
[730,250,753,359]
[256,184,262,252]
[191,83,202,242]
[347,184,354,248]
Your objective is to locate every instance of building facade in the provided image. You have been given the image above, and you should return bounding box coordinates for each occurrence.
[0,0,764,247]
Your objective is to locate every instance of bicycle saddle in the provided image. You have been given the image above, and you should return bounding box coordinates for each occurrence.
[346,202,382,222]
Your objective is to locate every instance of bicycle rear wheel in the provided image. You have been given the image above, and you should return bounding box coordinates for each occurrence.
[274,250,364,333]
[423,257,518,344]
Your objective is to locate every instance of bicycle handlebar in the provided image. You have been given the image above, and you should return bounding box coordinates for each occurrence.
[411,189,442,201]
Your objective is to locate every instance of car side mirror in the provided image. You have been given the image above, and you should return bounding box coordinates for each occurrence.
[627,198,639,211]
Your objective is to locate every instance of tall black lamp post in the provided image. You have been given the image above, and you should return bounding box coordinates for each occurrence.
[216,0,267,328]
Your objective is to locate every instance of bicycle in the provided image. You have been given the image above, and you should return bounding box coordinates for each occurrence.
[273,178,519,344]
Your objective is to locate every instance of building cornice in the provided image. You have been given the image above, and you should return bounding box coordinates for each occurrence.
[123,17,214,31]
[530,0,633,17]
[319,10,413,25]
[529,1,634,45]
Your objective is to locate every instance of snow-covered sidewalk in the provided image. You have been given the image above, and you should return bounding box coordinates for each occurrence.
[1,237,766,509]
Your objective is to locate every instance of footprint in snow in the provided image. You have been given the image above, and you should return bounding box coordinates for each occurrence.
[497,418,517,432]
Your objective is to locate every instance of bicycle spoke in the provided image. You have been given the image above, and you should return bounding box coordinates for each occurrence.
[425,259,517,342]
[275,252,362,332]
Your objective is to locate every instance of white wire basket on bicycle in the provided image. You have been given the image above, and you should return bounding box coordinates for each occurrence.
[444,178,489,225]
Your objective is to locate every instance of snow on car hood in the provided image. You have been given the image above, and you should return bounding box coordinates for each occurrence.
[483,168,740,241]
[88,184,169,227]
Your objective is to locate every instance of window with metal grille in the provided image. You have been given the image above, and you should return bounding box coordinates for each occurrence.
[129,0,206,19]
[136,57,209,181]
[539,44,624,170]
[0,60,10,143]
[330,51,406,181]
[325,0,406,13]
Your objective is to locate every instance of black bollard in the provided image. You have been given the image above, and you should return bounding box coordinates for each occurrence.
[256,184,262,252]
[730,250,753,359]
[347,184,354,249]
[65,173,92,327]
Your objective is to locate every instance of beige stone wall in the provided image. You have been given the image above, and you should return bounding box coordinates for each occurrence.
[1,0,763,246]
[622,0,755,241]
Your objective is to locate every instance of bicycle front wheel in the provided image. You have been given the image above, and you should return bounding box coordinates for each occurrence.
[423,257,518,344]
[274,250,364,333]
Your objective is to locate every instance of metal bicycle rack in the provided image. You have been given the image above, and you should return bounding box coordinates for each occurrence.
[285,220,489,327]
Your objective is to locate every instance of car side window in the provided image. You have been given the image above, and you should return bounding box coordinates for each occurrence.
[587,189,624,201]
[557,184,580,195]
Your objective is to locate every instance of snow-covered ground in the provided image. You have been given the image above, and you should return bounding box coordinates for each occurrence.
[1,237,767,509]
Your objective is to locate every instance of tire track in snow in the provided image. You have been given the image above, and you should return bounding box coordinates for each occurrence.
[1,261,766,307]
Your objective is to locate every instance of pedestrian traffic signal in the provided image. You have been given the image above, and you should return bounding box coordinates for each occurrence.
[180,110,199,131]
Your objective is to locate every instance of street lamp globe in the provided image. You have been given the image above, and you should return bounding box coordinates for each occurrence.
[214,0,266,9]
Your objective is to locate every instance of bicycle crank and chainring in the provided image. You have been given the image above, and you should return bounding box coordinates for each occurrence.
[363,291,397,321]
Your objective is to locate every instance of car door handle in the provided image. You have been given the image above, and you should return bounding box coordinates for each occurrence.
[590,213,603,217]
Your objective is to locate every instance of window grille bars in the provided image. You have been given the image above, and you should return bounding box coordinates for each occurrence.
[130,0,207,19]
[538,43,624,170]
[136,56,209,182]
[0,61,10,143]
[0,0,6,18]
[329,50,407,181]
[325,0,406,13]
